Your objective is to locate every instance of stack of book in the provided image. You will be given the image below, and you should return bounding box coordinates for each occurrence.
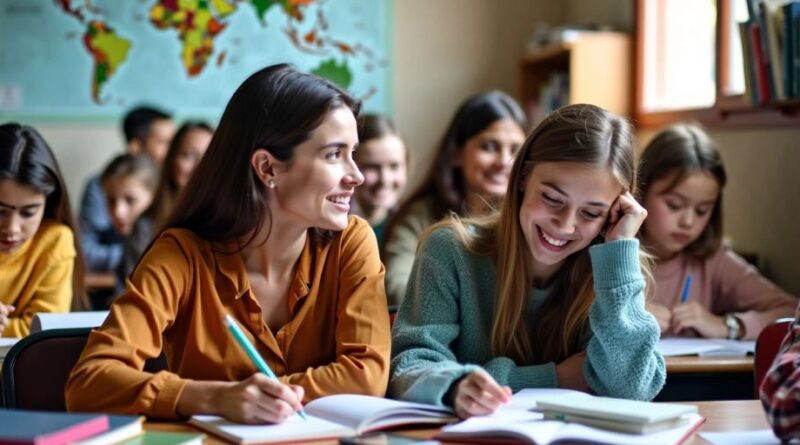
[0,410,202,445]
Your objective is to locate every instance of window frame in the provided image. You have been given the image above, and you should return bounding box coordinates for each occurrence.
[634,0,800,129]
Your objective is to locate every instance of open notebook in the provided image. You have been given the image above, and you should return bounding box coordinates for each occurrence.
[188,394,456,444]
[656,337,755,357]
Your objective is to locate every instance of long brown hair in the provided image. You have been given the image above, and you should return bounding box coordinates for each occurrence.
[0,123,87,310]
[423,104,644,365]
[147,121,213,231]
[637,123,727,257]
[385,91,527,240]
[163,64,360,249]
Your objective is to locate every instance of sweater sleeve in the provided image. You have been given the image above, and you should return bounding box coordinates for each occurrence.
[389,229,558,406]
[760,308,800,440]
[584,239,666,401]
[711,248,797,340]
[66,234,191,418]
[3,227,75,338]
[382,201,435,307]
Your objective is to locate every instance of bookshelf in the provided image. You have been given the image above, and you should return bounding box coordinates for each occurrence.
[519,32,631,125]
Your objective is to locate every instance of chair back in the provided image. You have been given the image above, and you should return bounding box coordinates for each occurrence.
[754,318,794,394]
[1,328,167,410]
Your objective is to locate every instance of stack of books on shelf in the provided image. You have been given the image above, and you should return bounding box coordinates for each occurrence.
[739,0,800,104]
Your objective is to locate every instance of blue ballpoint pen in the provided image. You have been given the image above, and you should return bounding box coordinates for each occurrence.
[224,314,307,420]
[680,275,693,304]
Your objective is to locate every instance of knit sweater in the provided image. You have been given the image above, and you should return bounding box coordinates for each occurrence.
[389,228,666,406]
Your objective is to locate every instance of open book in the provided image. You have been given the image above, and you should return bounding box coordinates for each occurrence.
[656,337,755,357]
[438,389,705,445]
[188,394,456,444]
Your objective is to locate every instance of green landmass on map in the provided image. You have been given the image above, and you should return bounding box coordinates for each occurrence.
[311,58,352,89]
[83,20,132,103]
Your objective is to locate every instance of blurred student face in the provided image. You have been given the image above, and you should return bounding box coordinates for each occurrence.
[172,128,213,189]
[642,170,720,260]
[519,162,622,284]
[267,106,364,231]
[354,135,407,215]
[0,179,46,253]
[103,176,154,236]
[457,118,525,199]
[138,119,175,165]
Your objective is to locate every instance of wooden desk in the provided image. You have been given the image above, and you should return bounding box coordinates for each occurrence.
[657,355,755,402]
[145,399,771,445]
[85,272,117,290]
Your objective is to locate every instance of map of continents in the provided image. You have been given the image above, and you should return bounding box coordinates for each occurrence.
[0,0,388,119]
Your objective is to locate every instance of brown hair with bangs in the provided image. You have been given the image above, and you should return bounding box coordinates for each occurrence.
[637,123,727,258]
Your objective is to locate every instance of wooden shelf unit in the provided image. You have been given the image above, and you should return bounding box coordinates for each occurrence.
[519,32,632,122]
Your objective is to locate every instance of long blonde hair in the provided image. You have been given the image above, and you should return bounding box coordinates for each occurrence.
[421,104,648,365]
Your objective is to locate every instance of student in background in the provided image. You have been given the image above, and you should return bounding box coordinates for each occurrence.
[390,104,665,418]
[79,106,174,273]
[382,91,527,306]
[761,302,800,440]
[99,154,158,299]
[66,64,390,424]
[0,123,87,337]
[120,121,214,281]
[637,123,795,340]
[351,114,408,247]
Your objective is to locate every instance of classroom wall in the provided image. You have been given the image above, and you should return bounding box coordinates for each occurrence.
[393,0,562,190]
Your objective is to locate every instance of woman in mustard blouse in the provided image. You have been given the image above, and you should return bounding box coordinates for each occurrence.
[66,64,391,424]
[0,123,86,337]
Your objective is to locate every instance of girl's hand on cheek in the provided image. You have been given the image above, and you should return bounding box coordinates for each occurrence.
[604,192,648,242]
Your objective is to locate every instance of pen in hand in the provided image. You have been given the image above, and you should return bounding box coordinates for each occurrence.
[223,314,307,420]
[680,275,693,304]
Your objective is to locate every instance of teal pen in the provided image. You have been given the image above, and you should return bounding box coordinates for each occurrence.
[223,314,307,420]
[680,275,693,303]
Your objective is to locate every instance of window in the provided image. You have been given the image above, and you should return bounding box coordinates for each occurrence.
[635,0,800,128]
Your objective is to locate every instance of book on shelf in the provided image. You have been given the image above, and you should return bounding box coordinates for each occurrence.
[656,337,755,357]
[188,394,456,444]
[0,409,109,445]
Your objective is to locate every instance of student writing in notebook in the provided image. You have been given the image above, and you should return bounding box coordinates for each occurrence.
[389,104,665,419]
[0,123,87,337]
[637,123,795,340]
[66,64,391,424]
[381,91,527,306]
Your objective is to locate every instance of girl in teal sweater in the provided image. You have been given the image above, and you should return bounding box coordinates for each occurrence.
[390,104,666,418]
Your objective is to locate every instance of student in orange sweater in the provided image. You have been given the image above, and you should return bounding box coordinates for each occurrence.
[0,123,86,337]
[66,64,391,424]
[638,123,795,340]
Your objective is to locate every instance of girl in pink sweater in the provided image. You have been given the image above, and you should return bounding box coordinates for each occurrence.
[637,123,795,340]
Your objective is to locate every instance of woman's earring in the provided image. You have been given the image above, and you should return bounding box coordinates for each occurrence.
[267,179,276,189]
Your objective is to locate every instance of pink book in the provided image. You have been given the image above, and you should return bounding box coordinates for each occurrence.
[0,410,109,445]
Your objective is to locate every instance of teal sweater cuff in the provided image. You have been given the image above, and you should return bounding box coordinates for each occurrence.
[507,362,558,391]
[589,239,642,290]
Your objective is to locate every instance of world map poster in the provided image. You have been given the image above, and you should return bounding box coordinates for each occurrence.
[0,0,390,120]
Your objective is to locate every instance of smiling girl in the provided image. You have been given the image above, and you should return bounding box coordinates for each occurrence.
[390,104,665,418]
[66,64,390,424]
[638,123,795,340]
[0,123,86,337]
[382,91,527,306]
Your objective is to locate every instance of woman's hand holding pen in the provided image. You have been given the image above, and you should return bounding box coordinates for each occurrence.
[214,374,305,424]
[604,192,648,242]
[671,302,728,338]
